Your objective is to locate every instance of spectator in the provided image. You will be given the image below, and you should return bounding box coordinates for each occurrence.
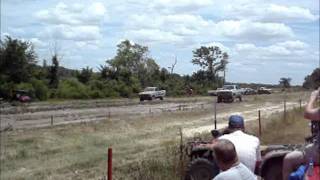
[218,115,261,173]
[282,87,320,180]
[213,139,256,180]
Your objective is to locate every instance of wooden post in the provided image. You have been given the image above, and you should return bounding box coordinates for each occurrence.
[107,148,112,180]
[214,101,217,130]
[258,110,261,137]
[51,115,53,126]
[179,128,183,180]
[284,98,287,121]
[299,99,302,110]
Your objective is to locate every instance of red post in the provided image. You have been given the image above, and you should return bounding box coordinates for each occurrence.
[258,110,261,137]
[108,148,112,180]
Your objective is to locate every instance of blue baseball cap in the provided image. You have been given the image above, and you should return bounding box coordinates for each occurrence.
[228,115,244,128]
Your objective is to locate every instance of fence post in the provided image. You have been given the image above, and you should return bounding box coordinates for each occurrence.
[284,98,287,121]
[107,148,112,180]
[214,101,217,130]
[258,110,261,137]
[51,115,53,126]
[299,99,302,110]
[179,128,183,180]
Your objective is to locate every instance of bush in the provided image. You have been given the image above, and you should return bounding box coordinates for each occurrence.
[56,78,89,99]
[30,79,49,100]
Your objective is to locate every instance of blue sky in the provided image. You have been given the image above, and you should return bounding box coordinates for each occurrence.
[1,0,319,85]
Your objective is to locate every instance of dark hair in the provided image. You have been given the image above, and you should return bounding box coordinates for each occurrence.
[213,139,238,165]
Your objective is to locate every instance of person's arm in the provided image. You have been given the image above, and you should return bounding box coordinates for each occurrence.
[304,88,320,121]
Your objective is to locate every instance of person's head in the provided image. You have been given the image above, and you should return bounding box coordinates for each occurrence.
[228,115,245,132]
[213,139,238,171]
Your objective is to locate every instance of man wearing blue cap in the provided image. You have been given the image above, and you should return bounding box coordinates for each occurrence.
[218,115,261,173]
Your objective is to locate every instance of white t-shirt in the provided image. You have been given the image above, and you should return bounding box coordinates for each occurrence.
[219,130,261,172]
[213,163,257,180]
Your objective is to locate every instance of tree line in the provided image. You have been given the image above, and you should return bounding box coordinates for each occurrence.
[1,36,318,101]
[0,36,228,101]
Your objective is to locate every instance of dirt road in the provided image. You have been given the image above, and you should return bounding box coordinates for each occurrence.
[0,91,310,180]
[1,92,307,130]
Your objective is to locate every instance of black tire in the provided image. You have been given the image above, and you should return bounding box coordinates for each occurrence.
[238,96,242,102]
[261,158,283,180]
[140,97,144,102]
[160,97,163,100]
[217,97,222,103]
[184,158,219,180]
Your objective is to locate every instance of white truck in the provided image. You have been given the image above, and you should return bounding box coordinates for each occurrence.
[139,87,166,101]
[216,85,242,103]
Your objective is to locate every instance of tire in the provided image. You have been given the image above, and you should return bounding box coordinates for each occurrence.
[261,158,283,180]
[238,96,242,102]
[184,158,219,180]
[217,97,222,103]
[160,97,163,100]
[140,97,144,102]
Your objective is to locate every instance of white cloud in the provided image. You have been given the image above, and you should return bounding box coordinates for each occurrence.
[234,40,309,60]
[125,29,184,44]
[226,3,318,22]
[35,2,107,25]
[150,0,213,12]
[215,20,294,41]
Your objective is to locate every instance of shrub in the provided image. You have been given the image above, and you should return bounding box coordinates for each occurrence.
[30,79,49,100]
[56,78,89,99]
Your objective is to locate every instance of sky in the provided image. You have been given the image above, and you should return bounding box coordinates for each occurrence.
[1,0,319,85]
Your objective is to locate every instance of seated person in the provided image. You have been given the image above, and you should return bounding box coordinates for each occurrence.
[282,88,320,180]
[213,139,256,180]
[205,115,261,173]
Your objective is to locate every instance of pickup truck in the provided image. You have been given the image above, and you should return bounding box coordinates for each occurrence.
[216,85,242,103]
[257,87,272,94]
[139,87,166,101]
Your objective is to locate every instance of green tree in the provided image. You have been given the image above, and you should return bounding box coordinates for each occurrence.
[77,66,93,84]
[0,36,37,83]
[303,68,320,89]
[279,77,292,89]
[192,46,228,82]
[48,55,59,89]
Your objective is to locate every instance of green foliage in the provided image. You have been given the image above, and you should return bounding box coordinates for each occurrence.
[303,68,320,89]
[48,55,59,89]
[279,77,292,89]
[76,66,93,84]
[0,36,37,83]
[56,79,89,99]
[192,46,228,80]
[30,79,49,100]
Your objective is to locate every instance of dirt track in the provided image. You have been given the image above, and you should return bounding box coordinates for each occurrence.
[0,92,308,131]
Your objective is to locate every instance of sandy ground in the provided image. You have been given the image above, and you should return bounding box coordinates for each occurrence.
[0,92,307,130]
[0,91,311,179]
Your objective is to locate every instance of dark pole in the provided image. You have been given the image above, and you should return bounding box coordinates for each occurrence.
[258,110,261,137]
[107,148,112,180]
[214,101,217,129]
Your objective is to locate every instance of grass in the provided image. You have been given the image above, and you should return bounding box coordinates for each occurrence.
[0,91,311,179]
[246,107,310,144]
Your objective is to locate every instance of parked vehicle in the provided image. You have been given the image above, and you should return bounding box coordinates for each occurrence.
[216,85,242,103]
[258,87,272,94]
[138,87,166,101]
[208,88,222,96]
[244,88,257,95]
[12,90,32,103]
